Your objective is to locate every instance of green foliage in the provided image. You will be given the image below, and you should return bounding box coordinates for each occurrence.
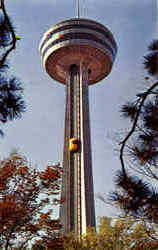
[61,217,158,250]
[31,217,158,250]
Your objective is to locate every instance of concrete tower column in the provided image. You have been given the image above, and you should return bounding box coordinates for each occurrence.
[60,63,96,236]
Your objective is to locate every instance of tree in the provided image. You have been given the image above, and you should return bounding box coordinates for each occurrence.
[97,216,158,250]
[38,216,158,250]
[0,0,25,136]
[108,40,158,238]
[0,152,62,250]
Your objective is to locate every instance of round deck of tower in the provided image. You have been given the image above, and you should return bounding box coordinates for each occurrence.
[39,18,117,85]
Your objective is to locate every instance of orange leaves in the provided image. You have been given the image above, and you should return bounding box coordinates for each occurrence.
[46,237,64,249]
[0,196,24,221]
[39,210,52,221]
[40,212,49,220]
[38,212,62,231]
[0,154,27,191]
[0,161,15,179]
[0,162,15,191]
[39,165,61,182]
[38,164,62,193]
[51,219,62,230]
[60,196,65,203]
[16,166,28,176]
[0,197,16,214]
[0,183,6,191]
[0,153,62,249]
[32,236,64,250]
[38,211,52,227]
[26,224,39,233]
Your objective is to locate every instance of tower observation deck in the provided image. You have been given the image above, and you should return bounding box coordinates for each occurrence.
[39,18,117,236]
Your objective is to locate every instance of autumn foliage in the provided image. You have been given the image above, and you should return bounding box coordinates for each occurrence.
[0,152,62,250]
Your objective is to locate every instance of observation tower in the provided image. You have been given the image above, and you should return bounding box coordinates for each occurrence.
[39,16,117,236]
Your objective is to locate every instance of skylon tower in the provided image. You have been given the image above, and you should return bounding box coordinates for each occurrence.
[39,17,117,236]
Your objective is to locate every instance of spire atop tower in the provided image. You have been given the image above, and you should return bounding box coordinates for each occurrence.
[75,0,80,18]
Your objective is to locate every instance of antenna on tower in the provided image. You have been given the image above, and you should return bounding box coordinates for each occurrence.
[75,0,80,18]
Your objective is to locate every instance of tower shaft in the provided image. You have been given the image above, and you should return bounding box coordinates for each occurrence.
[60,64,96,236]
[39,17,117,237]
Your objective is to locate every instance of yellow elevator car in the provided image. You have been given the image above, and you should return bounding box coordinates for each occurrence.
[69,138,79,152]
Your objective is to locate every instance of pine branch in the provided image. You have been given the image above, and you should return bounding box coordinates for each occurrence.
[0,0,17,68]
[120,81,158,175]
